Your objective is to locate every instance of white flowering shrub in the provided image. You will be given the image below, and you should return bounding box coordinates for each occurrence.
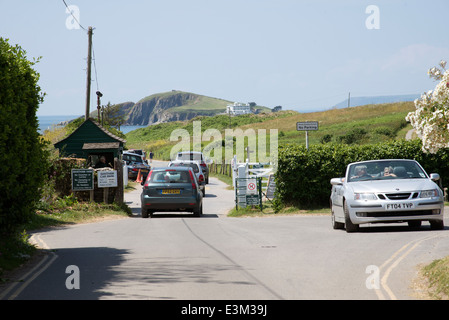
[406,60,449,153]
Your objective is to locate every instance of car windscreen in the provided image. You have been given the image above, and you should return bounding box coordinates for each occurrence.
[347,160,427,182]
[149,170,191,183]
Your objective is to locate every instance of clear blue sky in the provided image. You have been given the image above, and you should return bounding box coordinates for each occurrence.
[2,0,448,116]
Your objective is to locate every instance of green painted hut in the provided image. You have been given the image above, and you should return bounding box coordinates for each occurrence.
[54,118,126,167]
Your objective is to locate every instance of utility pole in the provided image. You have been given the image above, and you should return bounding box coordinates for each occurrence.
[85,26,93,120]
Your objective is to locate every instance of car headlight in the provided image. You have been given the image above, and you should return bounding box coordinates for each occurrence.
[420,189,439,198]
[354,193,377,201]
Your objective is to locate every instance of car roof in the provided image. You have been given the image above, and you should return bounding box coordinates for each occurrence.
[177,151,202,153]
[170,159,200,164]
[152,166,191,171]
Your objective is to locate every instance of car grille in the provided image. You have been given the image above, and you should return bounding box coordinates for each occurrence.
[377,193,419,200]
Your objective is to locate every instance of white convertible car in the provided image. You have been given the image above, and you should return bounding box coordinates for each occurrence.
[330,159,445,232]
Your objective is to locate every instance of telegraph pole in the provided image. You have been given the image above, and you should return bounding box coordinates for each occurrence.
[85,26,93,120]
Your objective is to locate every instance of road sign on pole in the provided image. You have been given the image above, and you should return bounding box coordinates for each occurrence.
[296,121,319,150]
[296,121,319,131]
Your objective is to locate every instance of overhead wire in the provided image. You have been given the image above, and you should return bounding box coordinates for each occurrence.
[62,0,100,91]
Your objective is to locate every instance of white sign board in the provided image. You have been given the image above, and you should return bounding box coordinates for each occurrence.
[246,178,257,195]
[98,170,118,188]
[296,121,319,131]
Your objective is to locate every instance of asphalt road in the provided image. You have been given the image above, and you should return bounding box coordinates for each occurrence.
[1,160,449,300]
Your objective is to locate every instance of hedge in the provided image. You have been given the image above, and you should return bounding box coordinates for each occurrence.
[0,38,49,234]
[275,139,449,208]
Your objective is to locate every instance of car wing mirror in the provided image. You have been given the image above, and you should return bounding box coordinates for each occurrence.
[330,178,344,185]
[430,173,440,181]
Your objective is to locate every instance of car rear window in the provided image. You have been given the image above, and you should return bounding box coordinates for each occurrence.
[169,162,199,173]
[123,154,143,163]
[177,152,204,161]
[149,170,191,183]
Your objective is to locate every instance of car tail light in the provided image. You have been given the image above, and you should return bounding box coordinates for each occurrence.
[200,162,206,168]
[188,170,197,190]
[143,170,153,188]
[198,174,204,183]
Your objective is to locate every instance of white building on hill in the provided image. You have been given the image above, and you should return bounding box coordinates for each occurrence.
[226,102,252,115]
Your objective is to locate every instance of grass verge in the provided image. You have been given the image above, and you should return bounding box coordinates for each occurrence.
[228,199,331,217]
[421,256,449,300]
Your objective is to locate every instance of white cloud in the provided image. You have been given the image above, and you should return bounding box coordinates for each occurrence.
[381,44,449,71]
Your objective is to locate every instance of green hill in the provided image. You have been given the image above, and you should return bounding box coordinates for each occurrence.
[125,101,416,160]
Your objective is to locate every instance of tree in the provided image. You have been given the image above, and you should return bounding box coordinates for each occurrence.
[0,38,49,233]
[406,60,449,153]
[103,102,125,130]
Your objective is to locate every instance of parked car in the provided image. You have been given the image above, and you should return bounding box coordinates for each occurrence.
[168,160,206,196]
[140,167,203,218]
[175,151,209,184]
[127,149,147,163]
[123,152,151,180]
[330,159,445,232]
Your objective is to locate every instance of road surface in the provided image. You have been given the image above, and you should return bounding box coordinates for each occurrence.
[1,160,448,300]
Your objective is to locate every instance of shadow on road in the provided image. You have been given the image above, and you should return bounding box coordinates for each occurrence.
[12,247,130,300]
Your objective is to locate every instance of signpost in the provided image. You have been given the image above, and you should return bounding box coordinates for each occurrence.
[235,177,262,209]
[296,121,319,149]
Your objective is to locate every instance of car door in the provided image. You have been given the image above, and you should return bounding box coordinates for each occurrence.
[331,178,345,217]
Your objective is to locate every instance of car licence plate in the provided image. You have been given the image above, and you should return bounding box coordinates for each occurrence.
[161,189,180,195]
[385,203,414,210]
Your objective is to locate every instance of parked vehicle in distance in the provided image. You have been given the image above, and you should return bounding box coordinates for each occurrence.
[169,160,206,196]
[330,159,445,232]
[123,152,151,180]
[175,151,209,184]
[140,167,203,218]
[127,149,147,163]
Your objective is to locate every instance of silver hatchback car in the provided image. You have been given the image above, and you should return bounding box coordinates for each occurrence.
[330,159,445,232]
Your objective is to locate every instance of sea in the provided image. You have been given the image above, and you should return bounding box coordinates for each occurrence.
[38,115,146,134]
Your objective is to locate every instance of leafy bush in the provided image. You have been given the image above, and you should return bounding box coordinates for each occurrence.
[0,38,49,234]
[275,139,449,208]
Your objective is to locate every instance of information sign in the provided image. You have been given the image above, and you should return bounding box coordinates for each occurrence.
[98,170,118,188]
[71,169,94,191]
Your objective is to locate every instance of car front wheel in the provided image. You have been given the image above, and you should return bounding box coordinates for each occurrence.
[344,201,359,233]
[430,220,444,230]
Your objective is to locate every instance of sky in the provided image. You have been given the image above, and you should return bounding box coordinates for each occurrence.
[1,0,449,116]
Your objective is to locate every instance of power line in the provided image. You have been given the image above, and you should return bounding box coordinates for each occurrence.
[62,1,101,95]
[92,43,99,92]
